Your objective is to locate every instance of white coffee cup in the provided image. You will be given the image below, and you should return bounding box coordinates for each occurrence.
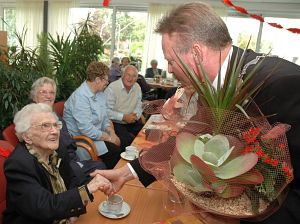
[104,194,123,213]
[125,146,138,159]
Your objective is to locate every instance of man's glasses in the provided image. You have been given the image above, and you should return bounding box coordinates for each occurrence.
[31,121,63,132]
[39,90,55,96]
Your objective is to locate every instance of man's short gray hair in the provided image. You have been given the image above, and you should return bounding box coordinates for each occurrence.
[155,2,232,53]
[14,103,58,141]
[123,65,138,77]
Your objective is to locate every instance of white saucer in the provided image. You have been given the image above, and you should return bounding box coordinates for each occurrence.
[120,152,137,161]
[98,201,130,219]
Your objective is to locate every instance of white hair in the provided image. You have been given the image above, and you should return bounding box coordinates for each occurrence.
[123,65,138,77]
[14,103,58,141]
[29,77,57,101]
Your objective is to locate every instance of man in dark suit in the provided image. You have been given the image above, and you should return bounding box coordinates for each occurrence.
[145,59,162,78]
[92,3,300,223]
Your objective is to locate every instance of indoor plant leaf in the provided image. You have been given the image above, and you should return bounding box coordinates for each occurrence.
[176,132,198,164]
[214,153,258,179]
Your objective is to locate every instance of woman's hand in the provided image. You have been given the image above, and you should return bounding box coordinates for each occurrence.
[87,174,113,195]
[110,133,121,146]
[90,165,135,195]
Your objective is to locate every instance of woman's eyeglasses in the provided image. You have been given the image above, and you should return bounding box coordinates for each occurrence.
[31,121,63,132]
[39,90,55,96]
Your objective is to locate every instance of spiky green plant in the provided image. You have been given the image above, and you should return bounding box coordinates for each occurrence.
[173,42,266,133]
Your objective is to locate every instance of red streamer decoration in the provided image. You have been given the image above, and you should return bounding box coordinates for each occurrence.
[268,23,283,29]
[223,0,300,34]
[103,0,110,7]
[250,14,264,23]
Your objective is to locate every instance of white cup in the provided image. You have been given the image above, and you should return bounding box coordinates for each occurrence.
[104,194,123,213]
[125,146,138,159]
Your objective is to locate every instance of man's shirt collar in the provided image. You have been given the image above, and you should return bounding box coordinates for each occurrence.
[212,46,233,88]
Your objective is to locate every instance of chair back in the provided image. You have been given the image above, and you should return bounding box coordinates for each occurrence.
[0,140,13,223]
[53,101,65,117]
[2,124,18,147]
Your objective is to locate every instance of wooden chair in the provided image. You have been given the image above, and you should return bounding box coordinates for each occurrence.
[0,140,14,224]
[73,136,98,161]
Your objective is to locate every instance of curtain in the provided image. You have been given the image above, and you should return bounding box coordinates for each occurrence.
[141,4,174,78]
[48,0,79,39]
[16,0,79,48]
[16,0,43,49]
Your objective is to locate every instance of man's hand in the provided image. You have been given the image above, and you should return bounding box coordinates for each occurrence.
[90,165,135,195]
[123,113,137,124]
[87,174,113,195]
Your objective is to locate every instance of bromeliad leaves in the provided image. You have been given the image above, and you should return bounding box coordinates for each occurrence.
[173,42,267,131]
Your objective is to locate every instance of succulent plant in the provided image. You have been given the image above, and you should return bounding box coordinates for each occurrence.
[173,132,264,198]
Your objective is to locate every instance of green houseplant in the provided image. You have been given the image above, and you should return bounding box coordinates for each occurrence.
[0,16,104,131]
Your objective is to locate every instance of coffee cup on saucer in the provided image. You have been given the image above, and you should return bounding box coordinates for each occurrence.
[105,194,123,214]
[125,146,138,160]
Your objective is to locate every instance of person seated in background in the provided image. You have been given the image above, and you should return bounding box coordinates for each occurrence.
[105,65,144,147]
[120,56,130,72]
[64,61,121,169]
[109,57,122,82]
[145,59,162,78]
[30,76,106,185]
[129,62,156,100]
[136,74,158,101]
[4,103,112,224]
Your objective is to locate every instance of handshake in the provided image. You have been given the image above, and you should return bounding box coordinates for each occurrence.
[86,164,135,196]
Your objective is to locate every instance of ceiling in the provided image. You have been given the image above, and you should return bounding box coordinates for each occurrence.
[0,0,299,18]
[79,0,300,18]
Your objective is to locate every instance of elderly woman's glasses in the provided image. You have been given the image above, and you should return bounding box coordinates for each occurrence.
[39,90,55,96]
[31,121,63,132]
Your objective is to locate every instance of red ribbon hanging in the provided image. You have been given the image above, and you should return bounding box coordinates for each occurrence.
[223,0,300,34]
[103,0,110,7]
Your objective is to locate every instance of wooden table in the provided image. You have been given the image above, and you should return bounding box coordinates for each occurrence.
[147,81,176,99]
[76,184,172,224]
[76,115,205,224]
[148,82,175,91]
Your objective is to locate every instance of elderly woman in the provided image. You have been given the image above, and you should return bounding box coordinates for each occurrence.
[64,61,122,169]
[30,77,106,185]
[145,59,162,78]
[4,103,112,224]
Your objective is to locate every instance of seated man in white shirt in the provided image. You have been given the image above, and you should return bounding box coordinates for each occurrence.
[105,65,144,148]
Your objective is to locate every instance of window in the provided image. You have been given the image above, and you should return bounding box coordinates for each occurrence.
[114,10,147,70]
[223,16,260,51]
[260,17,300,65]
[70,7,113,63]
[3,8,16,47]
[70,7,147,69]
